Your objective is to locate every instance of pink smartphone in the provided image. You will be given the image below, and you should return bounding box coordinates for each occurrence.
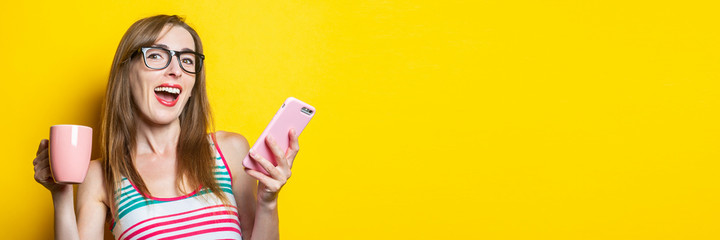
[243,97,316,175]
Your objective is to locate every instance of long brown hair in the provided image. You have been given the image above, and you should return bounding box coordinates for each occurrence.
[101,15,229,216]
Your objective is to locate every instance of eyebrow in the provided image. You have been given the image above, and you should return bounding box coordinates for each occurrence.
[152,44,194,52]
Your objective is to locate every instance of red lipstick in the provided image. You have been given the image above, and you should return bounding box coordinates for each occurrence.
[154,83,183,107]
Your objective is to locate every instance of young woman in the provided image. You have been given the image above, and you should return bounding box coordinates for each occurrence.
[32,15,298,240]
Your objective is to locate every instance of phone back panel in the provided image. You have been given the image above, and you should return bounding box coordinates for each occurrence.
[242,97,316,175]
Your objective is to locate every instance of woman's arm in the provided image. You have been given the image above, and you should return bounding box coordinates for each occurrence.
[76,160,109,239]
[216,130,295,240]
[33,139,108,240]
[51,184,80,239]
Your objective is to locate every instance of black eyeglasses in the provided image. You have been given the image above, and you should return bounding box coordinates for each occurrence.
[137,47,205,74]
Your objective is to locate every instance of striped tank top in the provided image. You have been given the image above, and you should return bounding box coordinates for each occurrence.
[111,134,242,240]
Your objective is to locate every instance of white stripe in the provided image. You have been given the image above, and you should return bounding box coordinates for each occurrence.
[145,222,241,240]
[183,231,243,240]
[130,214,239,240]
[117,193,238,238]
[121,205,236,239]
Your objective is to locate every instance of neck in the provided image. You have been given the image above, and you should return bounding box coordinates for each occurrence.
[135,118,181,156]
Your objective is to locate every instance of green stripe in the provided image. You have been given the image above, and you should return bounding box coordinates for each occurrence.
[115,186,137,201]
[195,187,234,196]
[118,192,143,206]
[113,183,134,194]
[215,177,231,182]
[118,199,156,219]
[118,196,149,213]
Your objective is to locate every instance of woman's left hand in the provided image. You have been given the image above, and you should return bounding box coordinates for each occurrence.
[244,128,300,204]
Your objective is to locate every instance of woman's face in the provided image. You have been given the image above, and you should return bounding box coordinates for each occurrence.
[129,25,197,125]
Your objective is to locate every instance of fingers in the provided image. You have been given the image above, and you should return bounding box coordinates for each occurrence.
[286,129,300,167]
[248,132,299,196]
[34,149,52,183]
[265,135,287,168]
[35,166,53,183]
[243,168,281,192]
[34,154,50,171]
[33,139,60,190]
[36,139,48,156]
[33,139,53,184]
[248,150,283,179]
[33,149,48,166]
[34,139,49,166]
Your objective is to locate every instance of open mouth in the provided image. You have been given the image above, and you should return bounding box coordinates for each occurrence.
[153,84,182,107]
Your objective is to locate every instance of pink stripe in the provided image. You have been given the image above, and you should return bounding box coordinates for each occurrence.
[138,219,241,240]
[126,210,238,240]
[212,133,234,184]
[118,205,236,240]
[157,227,242,240]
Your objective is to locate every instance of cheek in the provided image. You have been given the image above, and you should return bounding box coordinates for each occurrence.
[185,78,197,97]
[129,67,151,104]
[129,74,143,99]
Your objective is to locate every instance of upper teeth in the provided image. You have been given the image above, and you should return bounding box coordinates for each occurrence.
[155,87,180,94]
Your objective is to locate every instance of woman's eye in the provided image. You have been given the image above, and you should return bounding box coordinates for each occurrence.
[147,53,163,60]
[182,58,194,65]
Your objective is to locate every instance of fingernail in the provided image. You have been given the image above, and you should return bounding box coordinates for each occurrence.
[267,135,274,142]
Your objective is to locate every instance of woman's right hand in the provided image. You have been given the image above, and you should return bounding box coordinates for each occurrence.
[33,139,66,193]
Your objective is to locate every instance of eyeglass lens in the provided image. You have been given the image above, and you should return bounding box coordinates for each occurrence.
[143,48,200,73]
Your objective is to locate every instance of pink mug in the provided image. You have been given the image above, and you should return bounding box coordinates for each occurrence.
[49,125,93,184]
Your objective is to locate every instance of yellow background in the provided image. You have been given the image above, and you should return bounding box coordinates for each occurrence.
[2,0,719,239]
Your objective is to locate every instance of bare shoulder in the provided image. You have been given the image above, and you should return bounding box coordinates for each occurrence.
[87,159,104,180]
[214,131,250,171]
[215,131,250,157]
[215,131,249,151]
[85,159,105,187]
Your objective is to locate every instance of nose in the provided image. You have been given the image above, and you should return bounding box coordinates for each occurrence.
[165,55,183,78]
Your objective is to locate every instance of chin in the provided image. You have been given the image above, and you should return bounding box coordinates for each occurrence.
[144,109,183,125]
